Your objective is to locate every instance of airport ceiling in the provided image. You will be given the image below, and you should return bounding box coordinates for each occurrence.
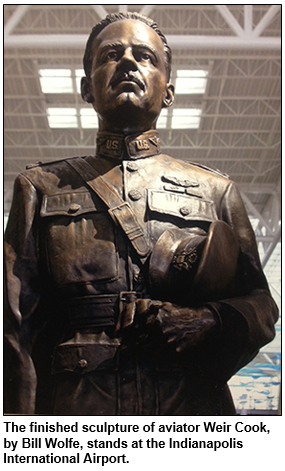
[4,4,281,264]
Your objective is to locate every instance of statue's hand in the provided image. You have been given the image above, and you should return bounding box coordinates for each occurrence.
[156,303,218,352]
[116,300,218,352]
[115,299,162,337]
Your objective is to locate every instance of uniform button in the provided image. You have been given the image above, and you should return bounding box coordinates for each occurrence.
[128,190,142,201]
[126,162,139,172]
[180,206,190,216]
[78,359,87,368]
[69,203,81,212]
[134,273,144,284]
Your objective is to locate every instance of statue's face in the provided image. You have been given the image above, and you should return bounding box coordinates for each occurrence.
[85,19,174,133]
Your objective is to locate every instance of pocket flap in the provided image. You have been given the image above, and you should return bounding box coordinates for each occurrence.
[41,191,105,217]
[148,190,217,222]
[52,343,120,374]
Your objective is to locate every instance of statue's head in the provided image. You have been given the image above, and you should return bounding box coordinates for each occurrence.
[81,12,174,133]
[83,12,172,82]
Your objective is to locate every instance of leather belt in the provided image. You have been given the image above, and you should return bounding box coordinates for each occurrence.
[64,292,142,329]
[66,157,150,257]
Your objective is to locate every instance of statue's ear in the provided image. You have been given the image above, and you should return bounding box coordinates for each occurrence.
[162,83,175,108]
[81,76,94,104]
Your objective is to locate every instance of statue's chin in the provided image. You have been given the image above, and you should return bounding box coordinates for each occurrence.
[98,100,159,134]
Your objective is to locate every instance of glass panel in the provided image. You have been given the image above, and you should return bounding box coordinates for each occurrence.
[229,241,281,414]
[47,107,78,128]
[75,69,85,94]
[39,69,73,93]
[156,108,168,129]
[175,69,208,94]
[171,108,201,129]
[39,69,72,77]
[80,108,98,129]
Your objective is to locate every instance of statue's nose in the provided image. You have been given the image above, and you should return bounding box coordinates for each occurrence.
[117,47,138,72]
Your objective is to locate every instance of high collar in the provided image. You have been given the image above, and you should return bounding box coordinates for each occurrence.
[96,130,161,160]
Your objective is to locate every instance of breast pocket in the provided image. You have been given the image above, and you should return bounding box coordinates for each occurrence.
[147,190,218,240]
[40,191,119,286]
[148,190,217,221]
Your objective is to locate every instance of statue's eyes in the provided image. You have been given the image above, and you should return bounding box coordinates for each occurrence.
[100,47,156,65]
[106,50,118,61]
[140,52,151,61]
[135,50,155,63]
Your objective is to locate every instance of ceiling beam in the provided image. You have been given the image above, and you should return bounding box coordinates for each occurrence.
[239,183,276,195]
[241,192,274,235]
[4,34,281,50]
[91,5,108,20]
[215,5,281,41]
[244,5,253,35]
[215,5,245,37]
[119,5,128,13]
[168,35,280,50]
[140,5,156,17]
[252,5,281,38]
[261,225,281,268]
[4,5,30,38]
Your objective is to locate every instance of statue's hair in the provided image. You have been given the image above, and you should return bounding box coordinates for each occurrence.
[83,12,172,81]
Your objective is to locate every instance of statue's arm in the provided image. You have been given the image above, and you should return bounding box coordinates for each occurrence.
[213,181,277,362]
[201,180,279,379]
[4,174,41,413]
[120,181,278,381]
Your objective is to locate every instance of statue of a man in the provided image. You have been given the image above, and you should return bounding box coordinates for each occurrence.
[4,12,278,415]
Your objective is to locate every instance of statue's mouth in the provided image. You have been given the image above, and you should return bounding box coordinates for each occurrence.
[110,72,145,91]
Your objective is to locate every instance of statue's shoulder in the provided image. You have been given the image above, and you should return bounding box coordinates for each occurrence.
[188,162,230,179]
[163,155,230,181]
[25,155,86,171]
[22,156,92,192]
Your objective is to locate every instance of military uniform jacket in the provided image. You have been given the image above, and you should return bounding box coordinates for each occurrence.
[4,131,278,415]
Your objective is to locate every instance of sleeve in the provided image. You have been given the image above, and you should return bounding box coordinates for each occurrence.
[152,180,278,383]
[204,181,279,381]
[4,173,42,413]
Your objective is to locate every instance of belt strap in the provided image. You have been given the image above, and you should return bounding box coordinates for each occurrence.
[67,157,150,257]
[64,292,142,329]
[66,294,118,329]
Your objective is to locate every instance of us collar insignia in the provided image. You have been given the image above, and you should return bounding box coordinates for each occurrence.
[96,130,161,160]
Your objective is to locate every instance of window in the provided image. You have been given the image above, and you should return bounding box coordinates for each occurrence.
[75,69,85,94]
[47,107,98,129]
[156,108,168,129]
[175,69,208,95]
[47,107,77,128]
[80,108,98,129]
[39,68,85,94]
[229,240,281,414]
[171,108,202,129]
[39,69,73,94]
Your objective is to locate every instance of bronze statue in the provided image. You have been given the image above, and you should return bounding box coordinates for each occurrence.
[4,12,278,415]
